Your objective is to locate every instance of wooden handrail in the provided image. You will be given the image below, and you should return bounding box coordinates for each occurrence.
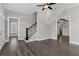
[25,22,37,40]
[28,22,37,30]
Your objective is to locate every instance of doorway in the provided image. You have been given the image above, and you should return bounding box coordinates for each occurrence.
[57,18,69,49]
[8,17,20,42]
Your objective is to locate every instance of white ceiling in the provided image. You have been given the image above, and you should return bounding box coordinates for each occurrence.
[2,3,79,15]
[3,3,40,15]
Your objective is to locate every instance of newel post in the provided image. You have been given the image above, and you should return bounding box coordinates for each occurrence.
[26,28,28,40]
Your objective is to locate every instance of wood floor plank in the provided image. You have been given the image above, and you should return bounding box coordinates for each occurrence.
[26,41,50,56]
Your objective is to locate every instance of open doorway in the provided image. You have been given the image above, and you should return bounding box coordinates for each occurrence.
[8,17,20,42]
[57,18,69,49]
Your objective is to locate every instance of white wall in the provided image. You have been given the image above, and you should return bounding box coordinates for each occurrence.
[35,5,71,41]
[37,9,63,40]
[37,4,79,45]
[42,8,65,40]
[5,9,37,40]
[59,5,79,45]
[50,20,57,40]
[37,12,51,40]
[4,3,79,45]
[0,3,5,50]
[26,4,79,45]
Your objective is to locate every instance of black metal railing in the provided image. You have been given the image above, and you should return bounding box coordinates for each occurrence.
[25,22,37,40]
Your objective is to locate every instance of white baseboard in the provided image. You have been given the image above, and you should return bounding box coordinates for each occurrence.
[49,37,57,40]
[24,39,38,42]
[70,41,79,45]
[24,37,55,43]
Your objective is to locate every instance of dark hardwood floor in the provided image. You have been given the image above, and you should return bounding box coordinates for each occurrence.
[0,37,79,56]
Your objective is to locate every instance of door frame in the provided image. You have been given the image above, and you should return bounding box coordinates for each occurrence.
[7,16,20,42]
[57,16,71,43]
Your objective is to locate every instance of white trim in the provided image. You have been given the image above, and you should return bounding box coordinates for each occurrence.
[70,41,79,45]
[24,38,79,46]
[57,16,71,43]
[37,37,53,41]
[24,37,53,42]
[7,17,9,42]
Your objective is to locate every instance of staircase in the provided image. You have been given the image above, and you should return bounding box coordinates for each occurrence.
[25,22,37,40]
